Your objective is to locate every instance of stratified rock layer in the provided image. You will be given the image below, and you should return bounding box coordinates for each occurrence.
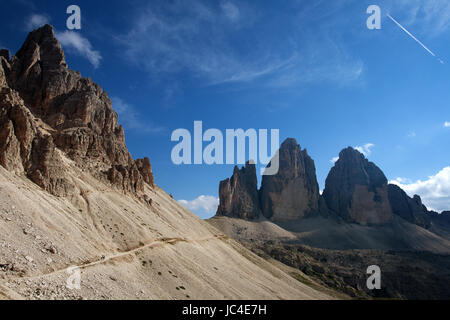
[216,162,261,220]
[260,138,320,221]
[323,147,393,225]
[0,25,154,197]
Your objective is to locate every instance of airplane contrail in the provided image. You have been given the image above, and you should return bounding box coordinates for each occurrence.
[387,14,444,64]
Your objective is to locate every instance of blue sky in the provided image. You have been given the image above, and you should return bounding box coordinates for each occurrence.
[1,0,450,218]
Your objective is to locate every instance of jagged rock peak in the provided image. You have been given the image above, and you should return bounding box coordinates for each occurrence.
[0,25,154,198]
[323,147,393,225]
[260,138,320,221]
[387,184,431,228]
[0,49,9,61]
[216,161,261,220]
[15,24,66,69]
[332,147,388,188]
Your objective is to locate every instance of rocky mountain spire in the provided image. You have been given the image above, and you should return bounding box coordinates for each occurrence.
[387,184,431,228]
[216,162,261,220]
[259,138,320,221]
[323,147,393,225]
[0,25,154,198]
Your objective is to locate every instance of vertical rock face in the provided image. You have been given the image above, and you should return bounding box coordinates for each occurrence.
[0,55,8,87]
[435,211,450,225]
[0,25,154,197]
[388,184,431,228]
[216,162,261,220]
[0,62,72,196]
[214,140,439,229]
[323,147,393,225]
[135,157,154,186]
[259,138,320,221]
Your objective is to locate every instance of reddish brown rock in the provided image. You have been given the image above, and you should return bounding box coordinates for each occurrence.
[0,54,10,88]
[0,25,154,197]
[323,147,393,225]
[216,162,261,220]
[259,138,320,221]
[0,85,73,196]
[135,157,154,187]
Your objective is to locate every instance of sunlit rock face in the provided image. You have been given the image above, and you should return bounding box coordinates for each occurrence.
[323,147,393,225]
[216,162,261,220]
[259,138,320,222]
[0,25,154,197]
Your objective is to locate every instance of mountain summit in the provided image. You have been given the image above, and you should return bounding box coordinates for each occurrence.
[0,26,330,300]
[1,25,153,199]
[323,147,393,225]
[215,139,449,231]
[260,138,320,221]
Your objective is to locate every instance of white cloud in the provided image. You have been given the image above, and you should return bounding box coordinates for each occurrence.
[55,31,102,68]
[178,195,219,214]
[26,14,49,31]
[355,143,375,157]
[330,144,374,163]
[111,96,164,133]
[330,157,339,164]
[390,167,450,212]
[386,0,450,35]
[117,2,293,85]
[116,1,363,88]
[393,177,412,184]
[444,121,450,127]
[221,1,240,22]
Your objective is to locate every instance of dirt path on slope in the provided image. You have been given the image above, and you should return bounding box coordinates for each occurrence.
[3,234,229,281]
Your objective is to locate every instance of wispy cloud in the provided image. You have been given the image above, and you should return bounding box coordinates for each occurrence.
[221,1,240,22]
[330,143,374,163]
[111,96,164,134]
[115,1,363,88]
[178,195,219,215]
[330,157,339,164]
[22,13,101,68]
[444,121,450,128]
[55,31,102,68]
[25,14,49,31]
[116,1,293,85]
[387,0,450,35]
[355,143,375,157]
[390,167,450,212]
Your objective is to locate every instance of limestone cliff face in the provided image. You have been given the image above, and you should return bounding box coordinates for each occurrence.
[259,138,320,221]
[433,211,450,225]
[216,162,261,220]
[0,25,154,197]
[323,147,393,225]
[215,141,442,229]
[388,184,431,229]
[0,75,72,196]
